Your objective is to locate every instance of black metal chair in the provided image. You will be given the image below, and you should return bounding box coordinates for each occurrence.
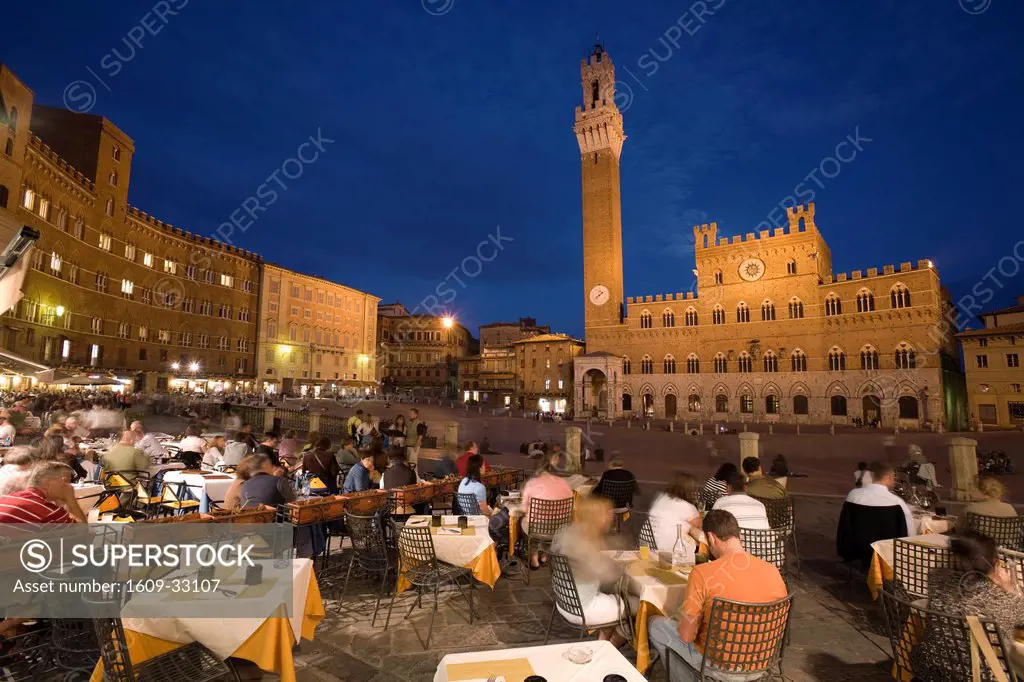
[892,538,956,600]
[91,615,238,682]
[752,495,801,577]
[0,621,57,682]
[456,492,481,516]
[522,496,575,585]
[965,512,1024,551]
[998,547,1024,594]
[595,477,636,533]
[739,527,788,576]
[543,553,625,645]
[382,524,477,649]
[664,595,793,681]
[333,512,395,625]
[879,581,1018,682]
[637,516,658,551]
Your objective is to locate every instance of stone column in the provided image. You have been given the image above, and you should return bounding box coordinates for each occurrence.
[308,412,321,434]
[444,421,459,449]
[948,437,979,502]
[262,407,276,432]
[738,432,759,466]
[565,426,582,474]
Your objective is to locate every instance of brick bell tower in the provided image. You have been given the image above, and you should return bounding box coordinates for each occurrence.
[575,44,626,338]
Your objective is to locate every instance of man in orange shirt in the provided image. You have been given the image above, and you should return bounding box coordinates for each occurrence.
[648,509,788,680]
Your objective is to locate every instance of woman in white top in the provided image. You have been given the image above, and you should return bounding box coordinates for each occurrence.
[648,471,703,551]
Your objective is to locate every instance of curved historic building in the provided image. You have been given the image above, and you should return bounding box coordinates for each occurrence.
[570,46,964,429]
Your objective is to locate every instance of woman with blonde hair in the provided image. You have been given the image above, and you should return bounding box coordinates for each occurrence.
[222,454,260,511]
[551,495,632,644]
[648,471,703,551]
[958,476,1017,532]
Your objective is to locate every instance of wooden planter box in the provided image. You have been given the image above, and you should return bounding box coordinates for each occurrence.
[281,497,347,525]
[432,478,458,495]
[341,489,388,515]
[210,508,277,524]
[391,482,437,507]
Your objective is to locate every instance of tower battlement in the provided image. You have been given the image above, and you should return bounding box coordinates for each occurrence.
[693,203,820,250]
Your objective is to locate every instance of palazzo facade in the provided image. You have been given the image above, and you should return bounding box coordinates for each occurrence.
[571,46,964,429]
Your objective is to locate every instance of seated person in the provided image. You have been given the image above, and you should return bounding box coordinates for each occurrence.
[255,432,282,468]
[239,454,295,509]
[221,432,250,466]
[432,450,459,479]
[202,435,226,469]
[959,476,1017,532]
[0,447,39,496]
[592,457,639,507]
[302,436,341,493]
[551,495,632,644]
[911,531,1024,679]
[711,472,770,530]
[342,452,376,494]
[742,456,787,500]
[101,431,150,481]
[853,461,872,488]
[176,426,207,469]
[277,429,301,468]
[456,454,494,516]
[844,461,914,537]
[699,463,737,509]
[0,461,87,526]
[456,441,491,477]
[648,471,703,551]
[521,458,574,569]
[335,438,360,467]
[381,448,419,489]
[648,510,788,678]
[222,455,258,511]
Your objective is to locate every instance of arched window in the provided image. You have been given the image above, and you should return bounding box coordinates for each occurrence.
[860,345,880,370]
[791,349,807,372]
[640,310,652,329]
[788,297,805,319]
[622,393,632,411]
[591,80,600,107]
[684,307,698,326]
[715,394,728,413]
[714,270,723,285]
[856,289,875,313]
[738,352,753,373]
[740,395,754,413]
[831,395,848,416]
[786,259,797,275]
[765,395,780,414]
[662,309,675,328]
[8,108,17,132]
[825,293,842,316]
[713,353,728,374]
[108,170,118,186]
[641,355,654,374]
[793,395,809,415]
[763,350,779,373]
[663,354,677,374]
[761,300,776,321]
[688,394,701,412]
[622,357,631,375]
[0,184,8,209]
[736,302,750,323]
[828,347,846,371]
[105,198,114,217]
[712,305,726,325]
[898,395,919,419]
[686,353,700,374]
[895,343,917,369]
[891,283,911,309]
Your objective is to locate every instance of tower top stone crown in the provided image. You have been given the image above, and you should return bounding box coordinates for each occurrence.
[574,45,625,158]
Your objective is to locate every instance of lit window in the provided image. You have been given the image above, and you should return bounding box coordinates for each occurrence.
[89,344,101,366]
[163,259,177,275]
[124,242,136,260]
[118,323,129,339]
[91,317,103,334]
[112,146,121,162]
[138,326,148,341]
[558,379,564,389]
[158,330,171,344]
[544,379,551,390]
[143,252,153,267]
[50,252,62,274]
[22,188,35,209]
[38,197,50,220]
[220,273,234,288]
[198,334,209,349]
[98,233,112,251]
[108,170,118,186]
[121,279,134,297]
[61,339,71,359]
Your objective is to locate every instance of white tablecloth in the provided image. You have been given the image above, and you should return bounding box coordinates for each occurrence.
[72,483,104,504]
[434,641,645,681]
[162,470,235,512]
[121,559,313,660]
[871,532,951,570]
[605,550,690,618]
[406,515,493,567]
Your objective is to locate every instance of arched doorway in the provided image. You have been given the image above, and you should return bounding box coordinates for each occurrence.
[582,368,608,416]
[641,393,654,417]
[665,394,677,419]
[862,394,882,425]
[622,393,632,412]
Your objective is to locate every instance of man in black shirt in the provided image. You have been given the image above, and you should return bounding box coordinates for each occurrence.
[592,457,639,509]
[255,432,281,469]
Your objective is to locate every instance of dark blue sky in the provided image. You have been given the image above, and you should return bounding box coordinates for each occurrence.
[5,1,1023,337]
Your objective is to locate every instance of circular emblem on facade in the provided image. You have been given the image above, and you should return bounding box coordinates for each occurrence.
[738,258,766,282]
[589,284,610,306]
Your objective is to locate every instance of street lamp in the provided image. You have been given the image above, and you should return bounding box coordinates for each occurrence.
[171,362,180,371]
[55,305,65,318]
[189,362,200,373]
[442,316,454,329]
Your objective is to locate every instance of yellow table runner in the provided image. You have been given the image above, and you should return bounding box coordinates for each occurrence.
[396,545,501,593]
[90,570,324,682]
[446,656,535,681]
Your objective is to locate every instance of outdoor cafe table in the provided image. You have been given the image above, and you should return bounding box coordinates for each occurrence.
[605,549,690,674]
[89,558,324,682]
[866,513,955,600]
[434,640,646,681]
[397,515,500,592]
[72,482,104,506]
[161,469,235,512]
